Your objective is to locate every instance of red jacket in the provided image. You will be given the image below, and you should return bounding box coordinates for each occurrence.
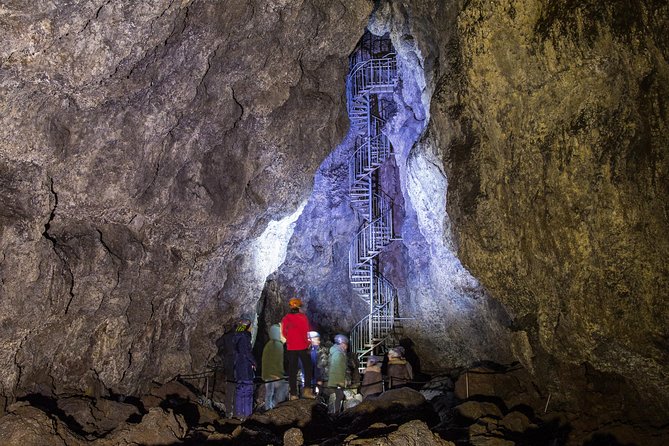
[281,311,310,350]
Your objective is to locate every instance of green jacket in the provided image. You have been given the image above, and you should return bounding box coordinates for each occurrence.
[261,324,284,381]
[327,344,347,387]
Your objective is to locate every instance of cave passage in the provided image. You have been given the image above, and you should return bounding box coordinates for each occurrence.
[253,23,506,378]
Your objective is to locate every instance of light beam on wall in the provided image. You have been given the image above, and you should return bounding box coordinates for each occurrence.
[252,201,307,283]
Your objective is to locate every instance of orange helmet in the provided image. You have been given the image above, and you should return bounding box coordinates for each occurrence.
[289,297,302,308]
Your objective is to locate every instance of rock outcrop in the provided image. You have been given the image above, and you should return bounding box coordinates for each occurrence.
[0,0,372,399]
[374,0,669,423]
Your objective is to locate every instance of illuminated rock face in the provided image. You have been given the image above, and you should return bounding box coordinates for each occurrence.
[0,0,668,430]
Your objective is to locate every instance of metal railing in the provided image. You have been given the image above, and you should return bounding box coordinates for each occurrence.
[346,37,401,373]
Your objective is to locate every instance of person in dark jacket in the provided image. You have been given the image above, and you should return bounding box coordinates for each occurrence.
[360,356,383,399]
[281,298,315,400]
[233,318,257,418]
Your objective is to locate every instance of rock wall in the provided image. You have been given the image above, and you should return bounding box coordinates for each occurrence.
[394,0,669,421]
[1,0,667,429]
[0,0,372,399]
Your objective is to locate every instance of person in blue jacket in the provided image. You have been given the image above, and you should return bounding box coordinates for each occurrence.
[233,317,257,418]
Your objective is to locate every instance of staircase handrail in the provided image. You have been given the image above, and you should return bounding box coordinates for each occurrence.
[349,132,392,186]
[348,53,396,84]
[350,299,395,360]
[346,54,397,114]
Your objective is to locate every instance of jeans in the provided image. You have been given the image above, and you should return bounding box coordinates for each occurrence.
[235,380,254,417]
[265,379,289,410]
[323,387,345,414]
[287,349,313,396]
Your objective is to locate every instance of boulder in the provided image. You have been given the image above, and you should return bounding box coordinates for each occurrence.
[250,398,321,428]
[455,401,503,421]
[500,411,532,433]
[343,419,455,445]
[56,396,141,435]
[339,387,438,432]
[469,436,515,446]
[283,427,305,446]
[92,407,186,446]
[0,402,84,446]
[454,367,542,411]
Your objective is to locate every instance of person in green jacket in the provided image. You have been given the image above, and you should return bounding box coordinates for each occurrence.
[326,334,349,413]
[262,323,287,410]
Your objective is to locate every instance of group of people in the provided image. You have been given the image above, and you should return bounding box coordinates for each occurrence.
[218,297,414,419]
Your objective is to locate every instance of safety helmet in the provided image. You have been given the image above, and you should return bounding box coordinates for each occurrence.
[289,297,302,308]
[367,355,381,365]
[334,334,349,345]
[307,331,320,339]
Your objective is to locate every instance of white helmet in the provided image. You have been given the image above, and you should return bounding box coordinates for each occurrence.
[307,331,320,339]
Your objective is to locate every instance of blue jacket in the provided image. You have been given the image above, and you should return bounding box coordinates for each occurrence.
[233,330,256,381]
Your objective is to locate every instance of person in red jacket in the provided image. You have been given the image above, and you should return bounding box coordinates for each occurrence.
[281,297,315,400]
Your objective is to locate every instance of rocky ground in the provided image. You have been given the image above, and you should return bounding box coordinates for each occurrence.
[1,363,666,446]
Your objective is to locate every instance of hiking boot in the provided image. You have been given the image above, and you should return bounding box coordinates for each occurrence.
[289,394,299,401]
[302,388,316,399]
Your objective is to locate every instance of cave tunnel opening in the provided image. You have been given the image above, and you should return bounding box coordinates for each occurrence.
[253,22,512,380]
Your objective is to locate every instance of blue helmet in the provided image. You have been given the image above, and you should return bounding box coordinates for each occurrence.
[334,334,349,345]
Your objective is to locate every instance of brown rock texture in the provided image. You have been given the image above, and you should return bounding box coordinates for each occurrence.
[0,0,372,399]
[378,0,668,423]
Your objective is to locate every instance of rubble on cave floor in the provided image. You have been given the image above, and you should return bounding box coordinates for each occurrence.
[1,364,667,445]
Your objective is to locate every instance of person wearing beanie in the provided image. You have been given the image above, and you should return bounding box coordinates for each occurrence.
[233,318,257,418]
[386,347,413,389]
[262,323,288,410]
[360,356,383,399]
[281,297,315,400]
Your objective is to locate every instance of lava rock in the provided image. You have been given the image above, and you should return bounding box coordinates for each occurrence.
[338,387,439,433]
[454,366,542,412]
[342,419,455,446]
[0,402,84,446]
[56,396,141,436]
[500,411,532,434]
[92,407,187,446]
[455,401,503,421]
[283,427,305,446]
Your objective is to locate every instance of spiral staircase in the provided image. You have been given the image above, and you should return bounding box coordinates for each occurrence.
[347,33,401,373]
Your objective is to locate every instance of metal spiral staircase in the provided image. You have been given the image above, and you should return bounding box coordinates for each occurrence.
[346,33,401,373]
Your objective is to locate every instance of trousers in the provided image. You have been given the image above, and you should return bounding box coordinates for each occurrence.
[265,379,289,410]
[235,380,254,417]
[286,349,313,396]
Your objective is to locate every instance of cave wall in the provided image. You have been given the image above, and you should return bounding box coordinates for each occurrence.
[0,0,372,399]
[394,0,669,421]
[1,0,668,427]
